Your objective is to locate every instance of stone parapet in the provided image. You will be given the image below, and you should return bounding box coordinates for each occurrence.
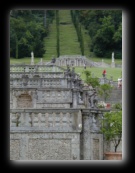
[10,108,82,133]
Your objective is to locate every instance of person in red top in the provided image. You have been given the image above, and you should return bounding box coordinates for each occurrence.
[102,69,106,77]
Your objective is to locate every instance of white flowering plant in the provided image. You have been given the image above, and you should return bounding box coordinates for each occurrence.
[98,101,107,108]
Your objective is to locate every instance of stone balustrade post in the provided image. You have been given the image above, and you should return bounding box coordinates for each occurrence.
[81,112,91,160]
[72,89,78,108]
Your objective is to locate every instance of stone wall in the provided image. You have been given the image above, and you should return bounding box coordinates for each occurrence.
[10,133,80,160]
[10,108,107,160]
[10,64,122,160]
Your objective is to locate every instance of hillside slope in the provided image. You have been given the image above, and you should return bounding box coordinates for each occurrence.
[43,10,91,60]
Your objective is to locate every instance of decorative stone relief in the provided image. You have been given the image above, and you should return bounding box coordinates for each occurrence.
[37,90,71,103]
[93,139,99,160]
[10,139,20,160]
[28,139,71,160]
[87,89,98,108]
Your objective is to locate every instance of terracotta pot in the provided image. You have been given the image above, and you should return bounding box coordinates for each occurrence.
[104,152,122,160]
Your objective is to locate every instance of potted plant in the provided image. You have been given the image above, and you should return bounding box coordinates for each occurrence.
[100,104,122,160]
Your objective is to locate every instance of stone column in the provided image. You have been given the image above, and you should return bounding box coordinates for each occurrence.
[20,133,29,160]
[32,90,37,108]
[12,90,18,108]
[72,89,78,108]
[81,112,91,160]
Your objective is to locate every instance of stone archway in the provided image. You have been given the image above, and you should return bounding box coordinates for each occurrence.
[17,93,32,108]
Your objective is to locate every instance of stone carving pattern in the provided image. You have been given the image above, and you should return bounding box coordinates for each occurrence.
[10,78,65,88]
[10,73,64,79]
[38,91,71,102]
[41,104,70,108]
[10,139,20,160]
[87,89,98,108]
[28,139,71,160]
[93,139,99,160]
[91,114,100,132]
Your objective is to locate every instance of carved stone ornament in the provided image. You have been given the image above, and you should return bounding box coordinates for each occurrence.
[22,75,29,86]
[88,89,98,108]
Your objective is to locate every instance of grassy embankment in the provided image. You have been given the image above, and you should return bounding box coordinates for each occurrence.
[10,10,122,81]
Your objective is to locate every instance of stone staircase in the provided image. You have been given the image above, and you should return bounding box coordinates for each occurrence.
[98,87,122,104]
[10,64,122,160]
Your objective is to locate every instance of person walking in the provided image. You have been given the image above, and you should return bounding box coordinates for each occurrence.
[102,69,106,77]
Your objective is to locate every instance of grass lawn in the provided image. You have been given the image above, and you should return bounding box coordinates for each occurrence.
[10,57,49,65]
[74,66,122,81]
[88,57,122,65]
[10,57,122,81]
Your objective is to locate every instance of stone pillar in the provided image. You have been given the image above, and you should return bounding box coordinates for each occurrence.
[32,91,37,108]
[72,89,78,108]
[81,112,91,159]
[12,90,18,108]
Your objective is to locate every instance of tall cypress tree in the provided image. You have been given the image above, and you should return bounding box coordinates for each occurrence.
[56,10,60,58]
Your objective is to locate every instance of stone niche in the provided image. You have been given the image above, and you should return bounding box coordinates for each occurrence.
[17,93,32,108]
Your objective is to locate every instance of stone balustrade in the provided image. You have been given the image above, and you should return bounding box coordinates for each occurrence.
[99,77,118,88]
[56,55,87,66]
[10,109,82,132]
[10,78,68,88]
[10,65,65,73]
[10,72,64,79]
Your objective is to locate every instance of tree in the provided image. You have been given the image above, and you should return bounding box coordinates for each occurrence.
[93,15,115,57]
[10,10,48,59]
[76,10,122,59]
[100,109,122,152]
[10,16,29,58]
[83,70,100,88]
[56,10,60,58]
